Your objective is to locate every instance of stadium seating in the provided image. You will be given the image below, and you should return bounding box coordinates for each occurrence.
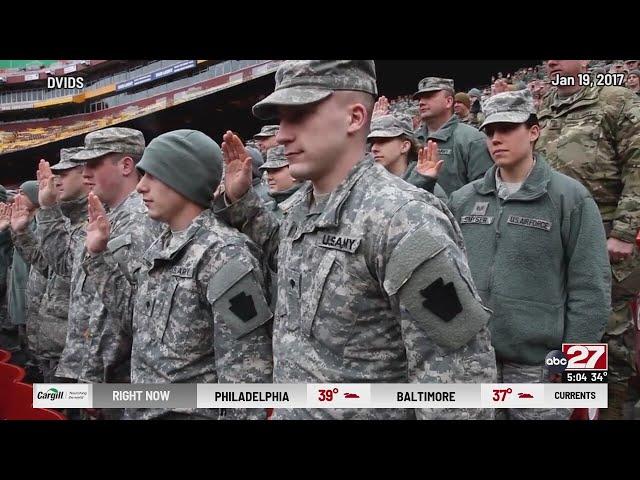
[1,382,66,420]
[0,357,66,420]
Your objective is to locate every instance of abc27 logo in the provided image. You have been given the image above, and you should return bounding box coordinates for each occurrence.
[545,344,608,383]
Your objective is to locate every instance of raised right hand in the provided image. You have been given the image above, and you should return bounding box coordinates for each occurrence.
[221,130,253,203]
[85,192,110,254]
[372,96,390,119]
[10,194,32,233]
[416,140,444,178]
[36,159,58,207]
[0,203,11,232]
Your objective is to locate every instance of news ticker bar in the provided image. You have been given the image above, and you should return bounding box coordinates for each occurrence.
[33,383,607,409]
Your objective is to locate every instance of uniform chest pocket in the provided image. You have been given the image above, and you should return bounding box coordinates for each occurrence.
[161,277,213,354]
[556,112,603,168]
[301,249,337,335]
[302,250,373,353]
[134,278,177,344]
[504,214,557,261]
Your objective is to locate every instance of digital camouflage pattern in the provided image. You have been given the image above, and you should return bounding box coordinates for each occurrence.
[93,209,273,420]
[220,155,496,420]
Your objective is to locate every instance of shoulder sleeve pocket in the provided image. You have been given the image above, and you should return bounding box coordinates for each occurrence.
[207,257,273,339]
[384,223,491,351]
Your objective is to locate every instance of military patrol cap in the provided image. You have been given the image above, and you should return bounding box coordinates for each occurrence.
[52,147,84,171]
[72,127,146,162]
[259,145,289,170]
[253,60,378,119]
[480,90,536,130]
[413,77,455,99]
[367,114,414,139]
[137,129,222,208]
[253,125,279,138]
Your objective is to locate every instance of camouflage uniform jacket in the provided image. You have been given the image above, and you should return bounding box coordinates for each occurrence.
[12,197,87,359]
[220,155,497,420]
[537,84,640,244]
[263,183,303,219]
[37,201,96,380]
[111,209,273,420]
[8,219,46,329]
[79,191,163,383]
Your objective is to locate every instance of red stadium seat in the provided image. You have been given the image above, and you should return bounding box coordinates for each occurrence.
[0,349,11,363]
[0,362,25,385]
[1,382,66,420]
[0,363,27,418]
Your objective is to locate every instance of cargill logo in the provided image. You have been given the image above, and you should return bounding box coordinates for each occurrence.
[37,388,64,401]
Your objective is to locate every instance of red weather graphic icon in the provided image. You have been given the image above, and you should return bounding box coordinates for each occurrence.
[344,393,360,399]
[517,393,534,399]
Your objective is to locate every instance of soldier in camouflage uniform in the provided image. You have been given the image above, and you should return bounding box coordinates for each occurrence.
[454,93,477,127]
[0,191,13,310]
[0,186,12,332]
[10,149,89,382]
[37,128,161,392]
[413,77,494,196]
[449,90,611,420]
[626,69,640,96]
[537,60,640,419]
[253,125,279,155]
[468,88,485,127]
[368,113,448,202]
[258,145,303,218]
[86,129,273,420]
[75,129,163,389]
[219,60,497,420]
[7,182,47,380]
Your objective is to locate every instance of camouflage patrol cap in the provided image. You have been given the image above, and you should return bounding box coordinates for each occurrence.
[253,60,378,119]
[72,127,146,162]
[367,114,414,139]
[480,90,536,130]
[245,139,258,149]
[52,147,84,171]
[413,77,455,99]
[259,145,289,170]
[253,125,279,138]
